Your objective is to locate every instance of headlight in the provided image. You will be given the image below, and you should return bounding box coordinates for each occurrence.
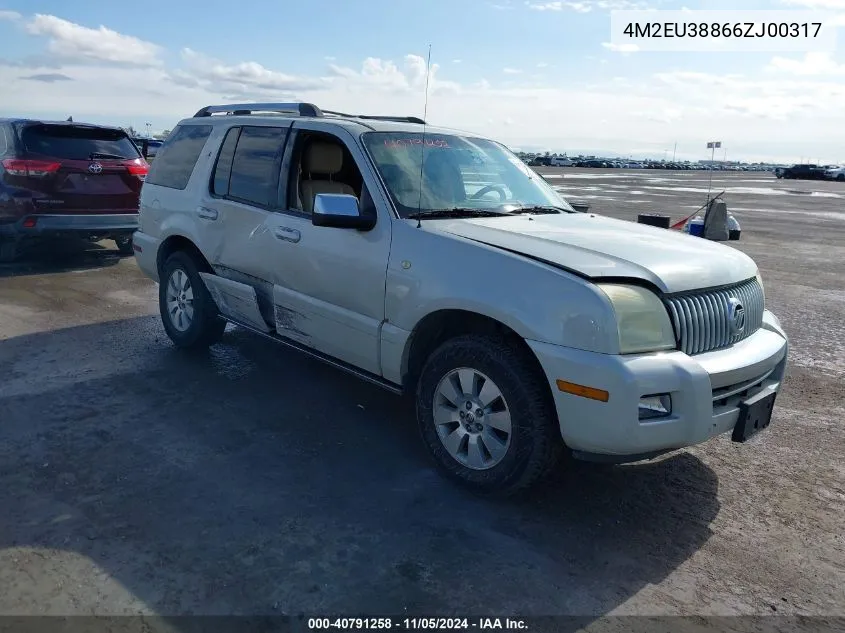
[598,284,676,354]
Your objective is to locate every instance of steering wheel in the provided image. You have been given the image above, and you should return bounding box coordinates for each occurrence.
[471,185,507,201]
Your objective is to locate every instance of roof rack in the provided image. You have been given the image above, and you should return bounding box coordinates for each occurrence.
[193,102,323,118]
[322,110,426,125]
[191,103,426,125]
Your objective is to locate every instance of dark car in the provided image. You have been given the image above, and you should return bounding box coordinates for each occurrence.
[781,164,826,180]
[0,119,148,262]
[132,137,164,160]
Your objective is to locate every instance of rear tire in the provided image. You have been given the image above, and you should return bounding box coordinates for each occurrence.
[416,334,564,497]
[837,174,845,182]
[0,239,19,264]
[115,235,134,256]
[159,251,226,349]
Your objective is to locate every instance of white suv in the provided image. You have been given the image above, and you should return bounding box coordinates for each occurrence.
[133,102,788,496]
[824,165,845,181]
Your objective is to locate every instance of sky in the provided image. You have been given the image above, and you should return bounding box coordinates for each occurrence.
[0,0,844,163]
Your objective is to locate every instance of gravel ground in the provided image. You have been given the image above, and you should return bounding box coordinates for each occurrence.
[0,170,842,626]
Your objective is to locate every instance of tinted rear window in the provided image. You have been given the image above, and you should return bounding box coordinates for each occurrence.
[146,124,213,190]
[227,126,286,207]
[21,124,140,160]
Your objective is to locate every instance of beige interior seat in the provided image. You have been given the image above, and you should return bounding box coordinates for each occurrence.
[300,142,356,214]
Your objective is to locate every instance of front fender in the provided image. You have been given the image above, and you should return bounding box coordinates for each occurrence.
[385,220,618,353]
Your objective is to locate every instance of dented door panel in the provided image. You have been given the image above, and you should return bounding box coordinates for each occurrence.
[199,273,272,333]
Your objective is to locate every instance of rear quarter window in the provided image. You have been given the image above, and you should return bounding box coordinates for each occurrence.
[21,124,140,160]
[146,124,213,190]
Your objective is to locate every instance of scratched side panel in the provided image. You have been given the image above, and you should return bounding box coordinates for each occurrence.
[199,273,272,333]
[272,285,382,376]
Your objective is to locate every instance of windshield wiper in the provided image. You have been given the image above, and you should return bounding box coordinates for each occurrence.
[89,152,130,160]
[509,205,572,215]
[413,208,509,219]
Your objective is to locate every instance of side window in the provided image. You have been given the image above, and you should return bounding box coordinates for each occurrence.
[286,132,364,213]
[0,126,8,156]
[146,124,213,190]
[228,126,287,208]
[210,127,241,196]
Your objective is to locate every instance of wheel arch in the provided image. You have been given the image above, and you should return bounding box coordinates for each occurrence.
[401,309,550,397]
[157,234,213,276]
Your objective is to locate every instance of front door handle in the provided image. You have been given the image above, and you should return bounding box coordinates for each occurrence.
[273,227,301,243]
[196,206,218,220]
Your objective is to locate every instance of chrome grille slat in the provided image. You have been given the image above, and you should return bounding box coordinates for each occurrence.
[693,295,707,354]
[666,278,765,356]
[679,298,693,353]
[703,293,718,350]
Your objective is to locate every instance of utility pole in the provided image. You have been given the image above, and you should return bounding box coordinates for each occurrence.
[672,141,677,162]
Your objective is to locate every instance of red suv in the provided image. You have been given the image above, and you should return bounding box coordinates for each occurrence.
[0,118,149,262]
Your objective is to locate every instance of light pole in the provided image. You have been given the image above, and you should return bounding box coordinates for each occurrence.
[145,122,152,138]
[706,141,722,204]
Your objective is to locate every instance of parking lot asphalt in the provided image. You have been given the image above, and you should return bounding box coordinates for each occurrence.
[0,170,843,623]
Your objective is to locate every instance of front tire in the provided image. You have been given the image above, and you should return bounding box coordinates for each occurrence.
[159,251,226,349]
[837,174,845,182]
[416,335,564,497]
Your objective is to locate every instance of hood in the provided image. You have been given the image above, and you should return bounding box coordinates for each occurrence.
[432,213,757,293]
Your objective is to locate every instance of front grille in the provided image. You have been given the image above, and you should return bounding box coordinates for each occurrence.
[665,277,764,355]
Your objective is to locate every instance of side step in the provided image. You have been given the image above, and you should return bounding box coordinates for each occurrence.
[224,316,404,396]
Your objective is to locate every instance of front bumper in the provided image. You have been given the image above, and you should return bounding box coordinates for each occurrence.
[528,310,788,460]
[0,214,139,238]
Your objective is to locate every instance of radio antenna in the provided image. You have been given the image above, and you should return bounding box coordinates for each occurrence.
[415,44,432,229]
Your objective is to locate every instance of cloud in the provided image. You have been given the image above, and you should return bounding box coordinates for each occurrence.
[602,42,640,53]
[326,54,460,95]
[526,0,647,10]
[537,62,550,68]
[766,52,845,75]
[780,0,845,7]
[503,67,523,74]
[177,48,331,96]
[20,72,73,82]
[324,55,336,61]
[452,59,462,64]
[25,14,162,67]
[0,10,22,21]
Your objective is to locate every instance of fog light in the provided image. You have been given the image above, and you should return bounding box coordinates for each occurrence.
[639,394,672,420]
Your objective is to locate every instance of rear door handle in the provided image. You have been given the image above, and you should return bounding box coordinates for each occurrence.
[273,227,301,243]
[196,206,218,220]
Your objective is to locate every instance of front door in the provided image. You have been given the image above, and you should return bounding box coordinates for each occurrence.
[259,124,393,376]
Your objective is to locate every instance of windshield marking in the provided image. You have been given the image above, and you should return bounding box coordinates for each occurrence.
[384,138,450,148]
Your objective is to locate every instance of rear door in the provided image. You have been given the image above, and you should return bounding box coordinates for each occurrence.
[15,123,148,214]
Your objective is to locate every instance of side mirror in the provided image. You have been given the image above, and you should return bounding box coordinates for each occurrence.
[312,193,375,230]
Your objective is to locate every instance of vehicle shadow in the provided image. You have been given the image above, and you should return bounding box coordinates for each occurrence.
[0,316,720,629]
[0,238,126,279]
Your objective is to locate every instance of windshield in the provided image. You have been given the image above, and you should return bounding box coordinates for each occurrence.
[362,131,574,218]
